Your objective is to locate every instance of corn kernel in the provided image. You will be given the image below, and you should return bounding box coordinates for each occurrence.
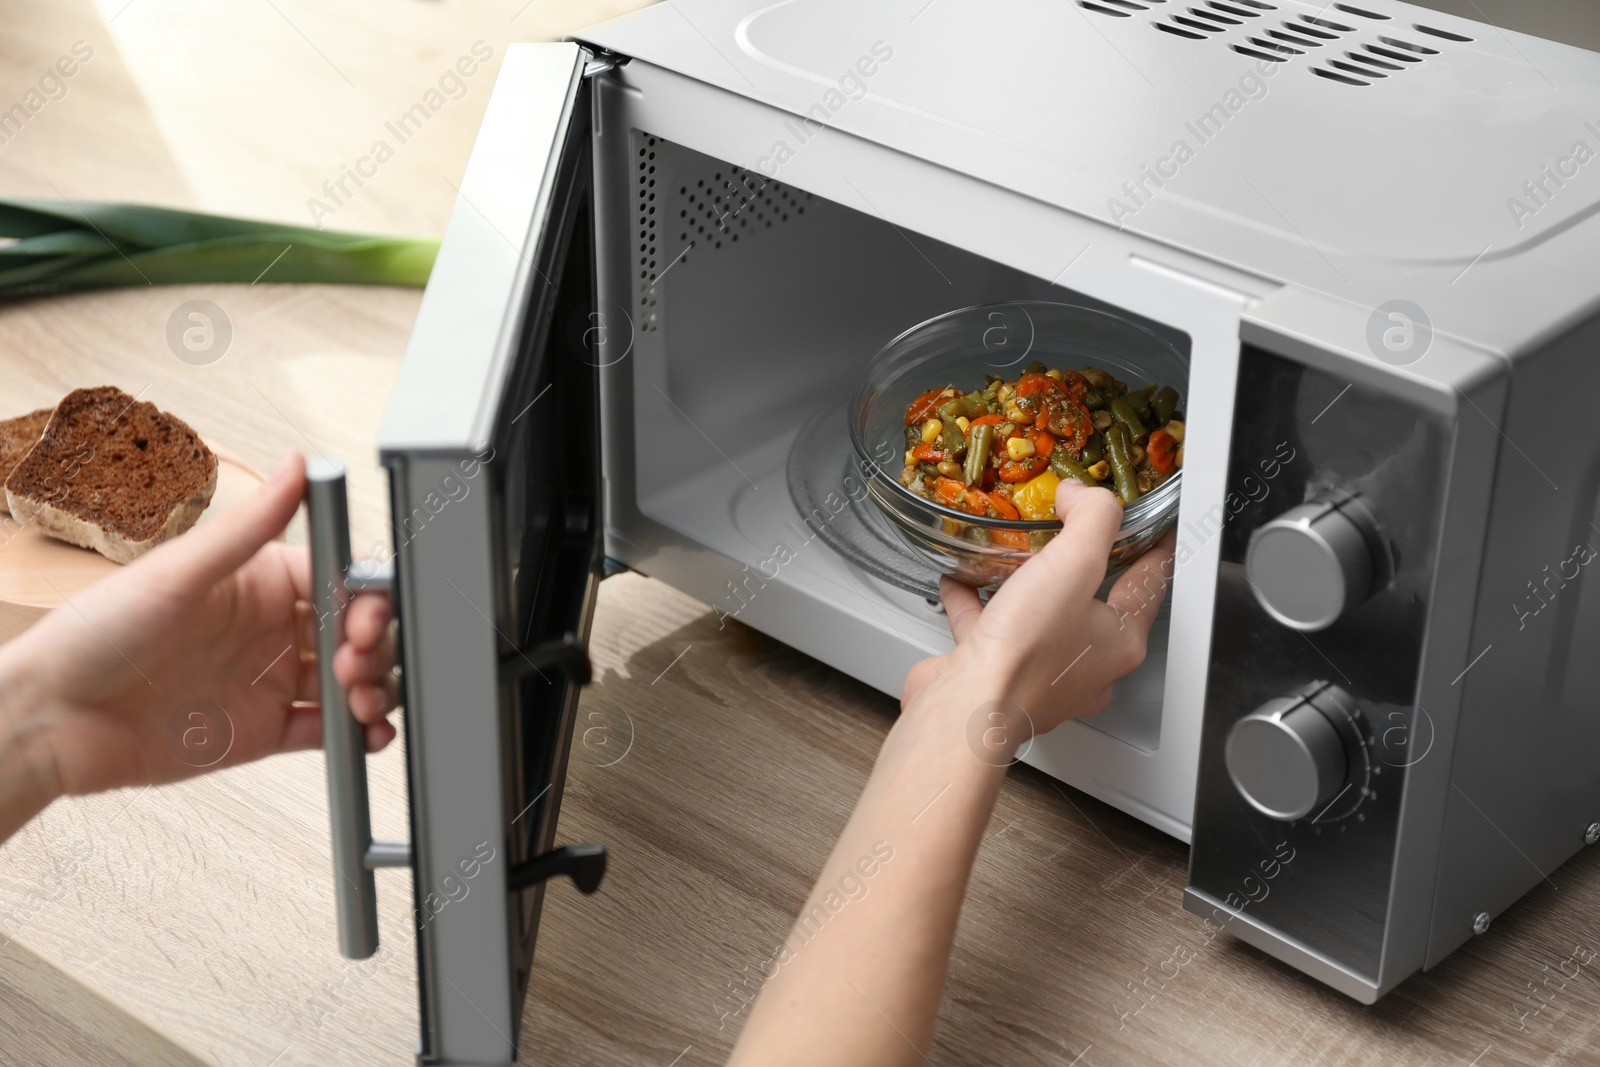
[1004,404,1028,423]
[1165,419,1185,443]
[1175,445,1184,470]
[904,449,916,467]
[955,416,971,433]
[1088,460,1110,481]
[921,418,942,444]
[1006,437,1036,461]
[1045,368,1064,380]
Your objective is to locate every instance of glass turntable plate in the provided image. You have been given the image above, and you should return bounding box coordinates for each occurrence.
[785,403,943,602]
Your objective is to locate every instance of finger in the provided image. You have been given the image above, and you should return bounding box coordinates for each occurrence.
[334,640,393,688]
[938,575,985,645]
[144,453,308,594]
[348,677,399,724]
[364,719,398,753]
[345,593,392,651]
[1050,479,1124,572]
[1007,480,1122,603]
[1105,529,1177,645]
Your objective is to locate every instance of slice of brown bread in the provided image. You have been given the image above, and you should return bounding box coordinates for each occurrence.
[0,407,53,516]
[4,387,218,564]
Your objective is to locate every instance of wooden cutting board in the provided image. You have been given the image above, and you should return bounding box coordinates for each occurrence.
[0,445,265,645]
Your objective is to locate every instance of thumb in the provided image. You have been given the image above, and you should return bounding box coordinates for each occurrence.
[143,452,306,592]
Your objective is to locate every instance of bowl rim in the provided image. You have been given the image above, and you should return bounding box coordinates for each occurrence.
[849,299,1187,533]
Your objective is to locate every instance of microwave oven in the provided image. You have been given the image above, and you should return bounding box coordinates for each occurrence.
[299,1,1600,1061]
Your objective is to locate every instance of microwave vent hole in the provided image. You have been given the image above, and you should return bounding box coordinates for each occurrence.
[638,134,813,332]
[1076,0,1463,87]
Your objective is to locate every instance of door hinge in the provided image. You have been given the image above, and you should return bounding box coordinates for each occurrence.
[583,50,628,78]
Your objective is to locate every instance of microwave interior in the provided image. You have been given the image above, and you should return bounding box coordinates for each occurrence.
[598,129,1194,821]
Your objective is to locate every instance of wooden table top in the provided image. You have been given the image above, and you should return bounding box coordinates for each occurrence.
[2,4,1599,1066]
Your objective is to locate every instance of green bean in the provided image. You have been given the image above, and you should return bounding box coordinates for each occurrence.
[964,423,994,486]
[941,416,965,456]
[905,424,923,450]
[1105,424,1141,505]
[1150,386,1179,425]
[1083,433,1105,466]
[1050,450,1097,488]
[938,390,986,420]
[963,526,992,546]
[1029,530,1056,552]
[1109,396,1148,440]
[1082,388,1105,410]
[1024,360,1047,375]
[1128,387,1152,420]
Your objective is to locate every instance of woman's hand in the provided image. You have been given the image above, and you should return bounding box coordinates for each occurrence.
[733,480,1176,1066]
[901,478,1176,746]
[0,453,396,824]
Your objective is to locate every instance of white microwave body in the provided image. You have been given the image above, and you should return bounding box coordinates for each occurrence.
[336,2,1600,1061]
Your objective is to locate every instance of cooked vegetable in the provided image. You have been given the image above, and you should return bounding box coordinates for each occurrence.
[898,361,1183,526]
[939,391,987,421]
[906,387,952,426]
[1105,423,1140,505]
[1013,470,1061,520]
[1109,396,1147,440]
[941,415,966,456]
[933,477,1018,520]
[1050,451,1097,488]
[1151,385,1180,425]
[1148,428,1178,476]
[964,422,994,486]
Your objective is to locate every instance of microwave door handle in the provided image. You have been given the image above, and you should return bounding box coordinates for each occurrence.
[306,457,410,960]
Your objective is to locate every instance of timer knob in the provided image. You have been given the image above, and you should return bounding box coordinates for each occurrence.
[1246,495,1382,631]
[1226,692,1349,821]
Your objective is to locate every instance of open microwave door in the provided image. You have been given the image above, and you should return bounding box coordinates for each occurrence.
[376,43,605,1066]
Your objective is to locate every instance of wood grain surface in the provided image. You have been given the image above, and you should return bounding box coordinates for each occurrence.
[1,2,1598,1066]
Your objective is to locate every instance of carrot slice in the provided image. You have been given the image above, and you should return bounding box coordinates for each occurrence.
[984,491,1021,520]
[1148,428,1177,475]
[905,387,950,426]
[932,477,1020,520]
[933,477,986,516]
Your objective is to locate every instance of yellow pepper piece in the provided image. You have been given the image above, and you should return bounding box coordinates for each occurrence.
[1012,470,1061,521]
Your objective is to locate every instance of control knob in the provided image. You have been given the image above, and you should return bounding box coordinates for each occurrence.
[1226,688,1351,821]
[1246,494,1384,631]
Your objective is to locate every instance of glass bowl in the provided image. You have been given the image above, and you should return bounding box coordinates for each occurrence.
[848,300,1188,590]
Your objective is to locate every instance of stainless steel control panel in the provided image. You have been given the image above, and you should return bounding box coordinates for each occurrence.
[1186,341,1451,995]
